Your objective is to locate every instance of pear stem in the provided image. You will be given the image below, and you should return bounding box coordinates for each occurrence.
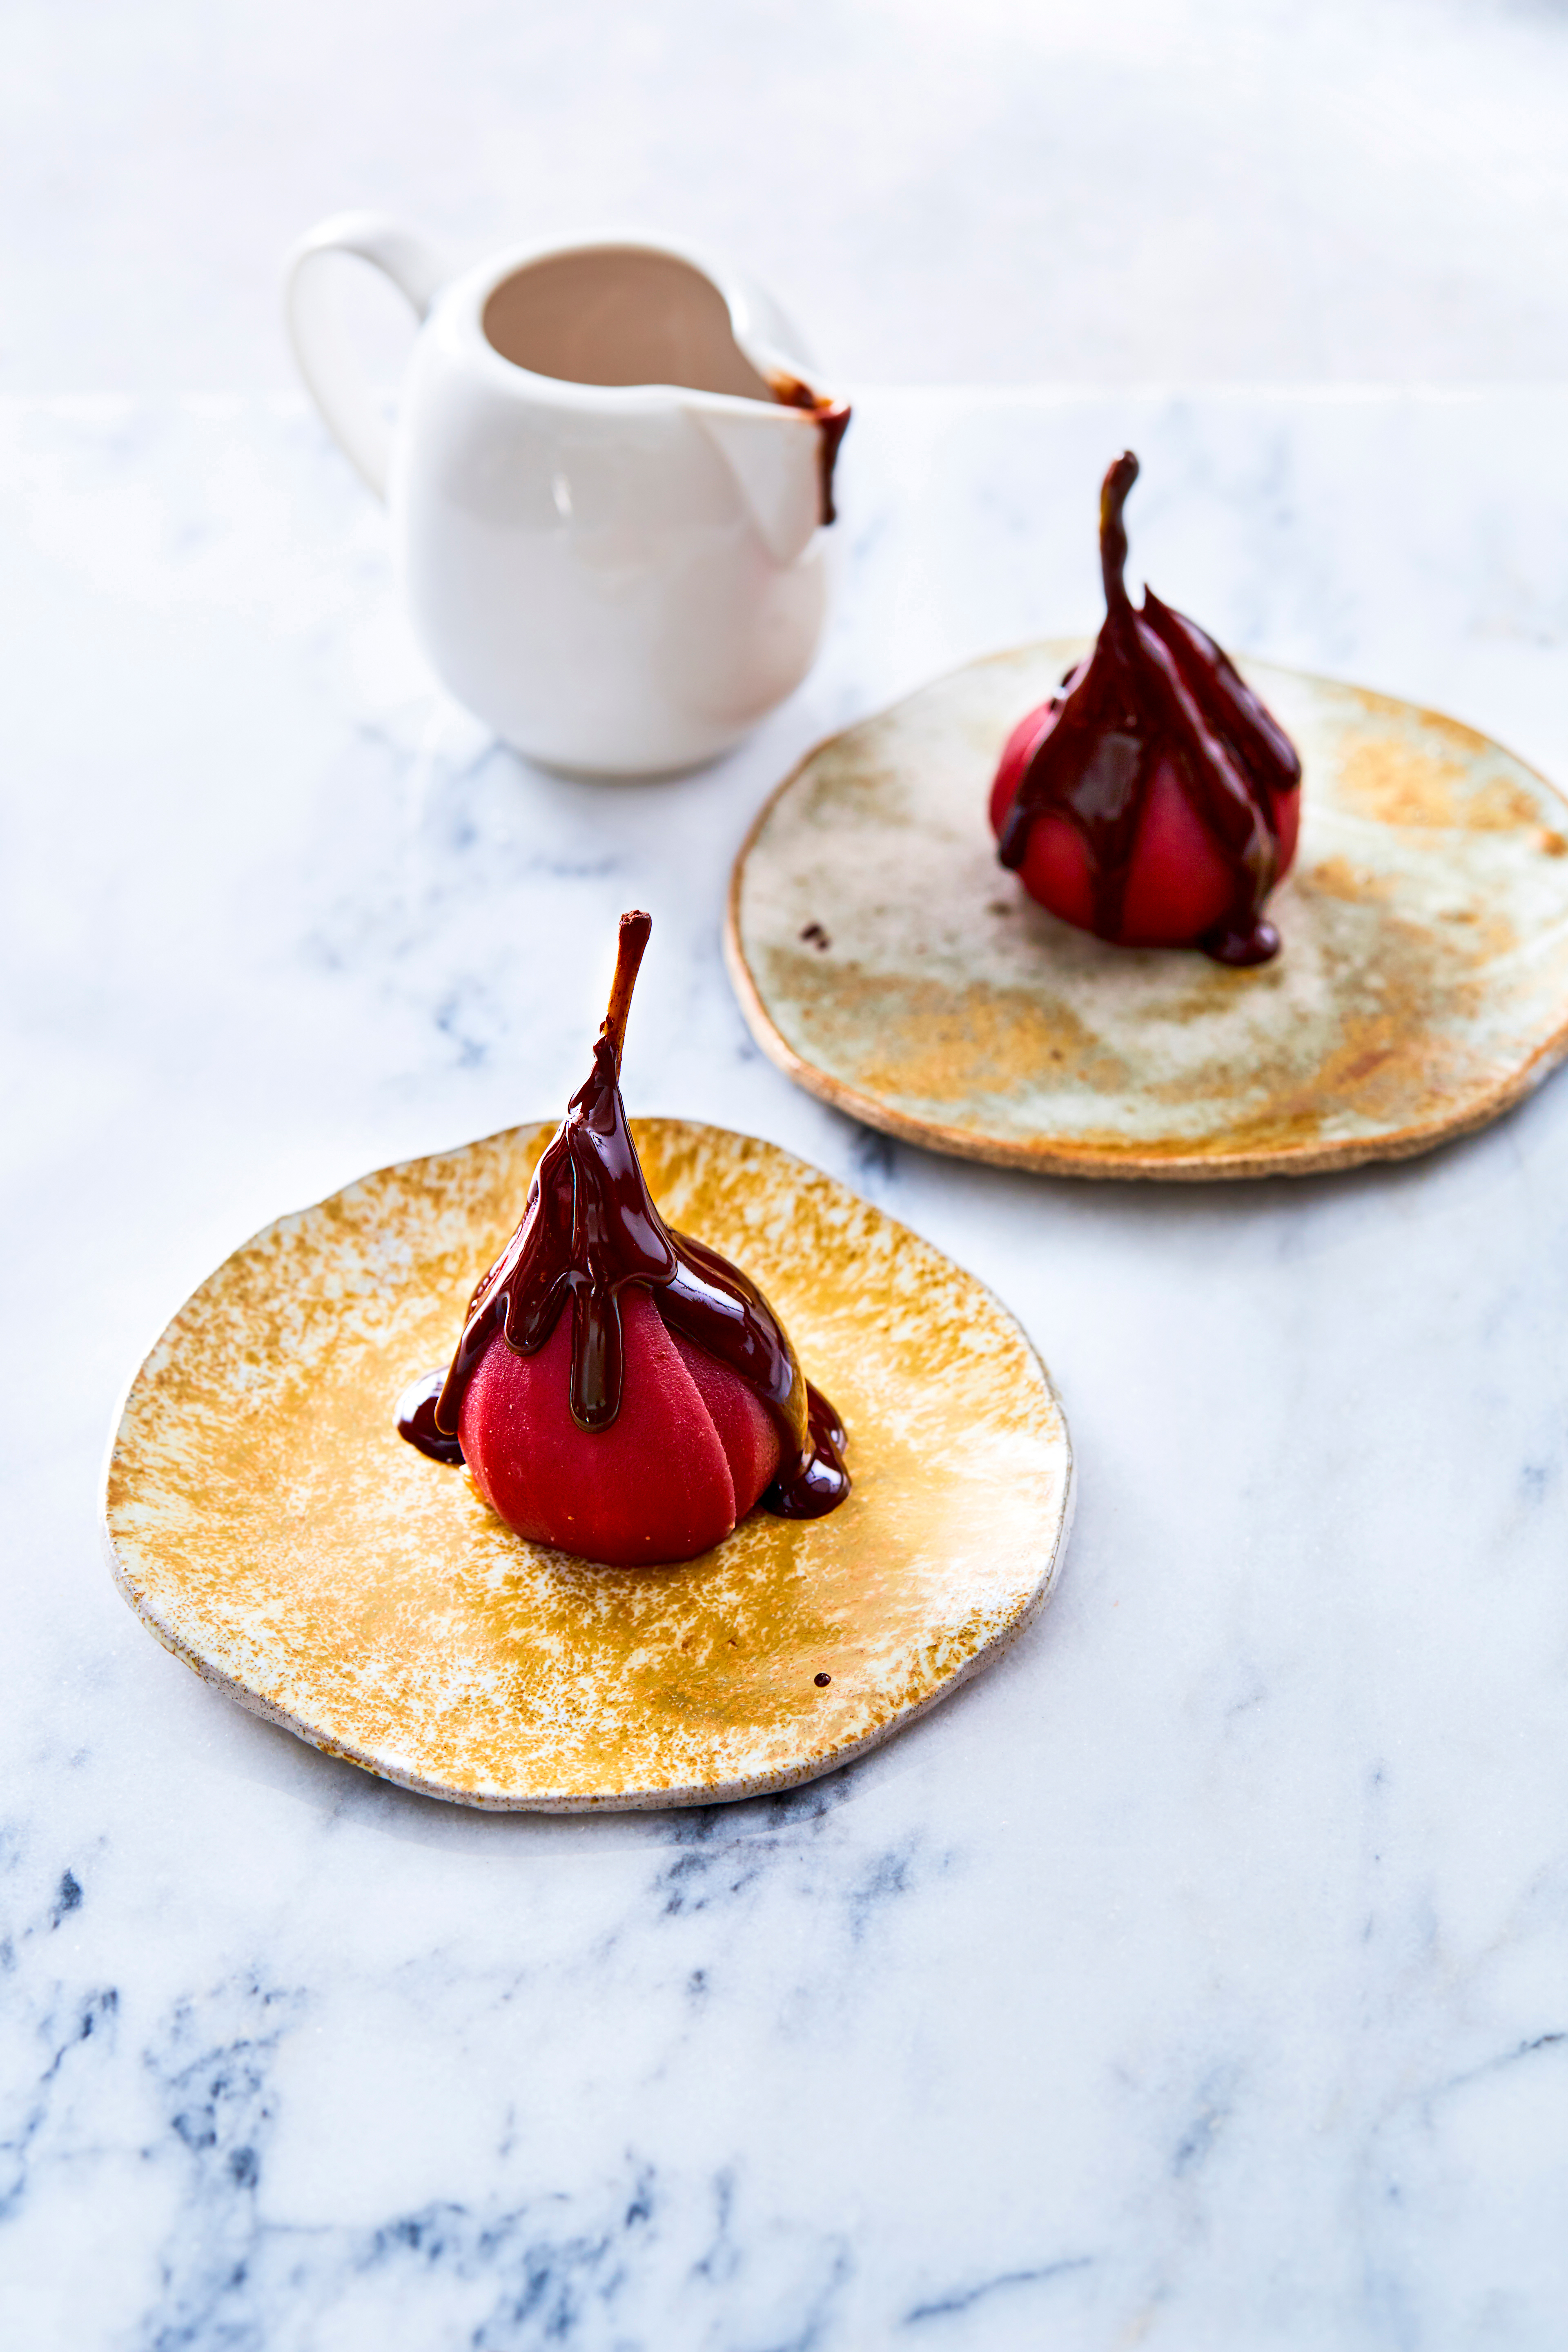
[1100,450,1140,620]
[601,910,653,1071]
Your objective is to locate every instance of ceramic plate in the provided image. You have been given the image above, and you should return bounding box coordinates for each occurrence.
[102,1120,1073,1810]
[726,641,1568,1179]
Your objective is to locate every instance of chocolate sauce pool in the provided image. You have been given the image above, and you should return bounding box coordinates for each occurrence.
[397,913,849,1522]
[997,451,1301,967]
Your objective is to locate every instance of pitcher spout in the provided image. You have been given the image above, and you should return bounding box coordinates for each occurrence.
[688,380,851,566]
[766,376,853,529]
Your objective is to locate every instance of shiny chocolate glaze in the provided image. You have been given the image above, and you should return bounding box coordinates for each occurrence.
[399,912,849,1521]
[997,452,1302,966]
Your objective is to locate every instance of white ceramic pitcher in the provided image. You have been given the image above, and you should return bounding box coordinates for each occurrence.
[285,213,848,775]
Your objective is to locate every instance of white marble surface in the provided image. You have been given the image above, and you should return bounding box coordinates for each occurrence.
[6,388,1568,2346]
[8,0,1568,391]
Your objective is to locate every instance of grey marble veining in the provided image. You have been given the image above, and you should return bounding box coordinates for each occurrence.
[4,388,1568,2346]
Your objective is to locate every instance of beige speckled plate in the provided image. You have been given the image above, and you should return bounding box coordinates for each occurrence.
[726,641,1568,1178]
[102,1120,1073,1810]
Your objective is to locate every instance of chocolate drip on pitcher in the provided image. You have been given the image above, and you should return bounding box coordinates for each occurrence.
[399,911,849,1521]
[997,452,1301,967]
[768,372,852,528]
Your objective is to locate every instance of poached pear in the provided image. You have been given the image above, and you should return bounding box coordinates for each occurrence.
[991,452,1302,965]
[397,912,849,1566]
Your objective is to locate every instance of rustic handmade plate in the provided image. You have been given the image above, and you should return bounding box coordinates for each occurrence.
[102,1120,1073,1810]
[726,641,1568,1178]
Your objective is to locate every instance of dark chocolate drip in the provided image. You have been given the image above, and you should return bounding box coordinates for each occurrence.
[768,372,852,528]
[998,451,1301,967]
[396,1368,463,1464]
[769,1383,850,1520]
[399,912,849,1521]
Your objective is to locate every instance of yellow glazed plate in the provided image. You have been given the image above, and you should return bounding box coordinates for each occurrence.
[102,1120,1073,1810]
[726,641,1568,1179]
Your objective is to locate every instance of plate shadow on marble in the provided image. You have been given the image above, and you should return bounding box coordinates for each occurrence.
[726,641,1568,1181]
[102,1120,1074,1811]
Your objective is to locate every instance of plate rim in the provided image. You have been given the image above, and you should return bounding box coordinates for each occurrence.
[725,642,1568,1182]
[101,1116,1076,1811]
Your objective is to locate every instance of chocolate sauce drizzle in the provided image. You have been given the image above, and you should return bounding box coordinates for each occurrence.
[997,451,1301,967]
[397,911,849,1522]
[768,372,852,528]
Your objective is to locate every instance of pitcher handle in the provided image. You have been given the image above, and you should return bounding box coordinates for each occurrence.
[284,212,451,500]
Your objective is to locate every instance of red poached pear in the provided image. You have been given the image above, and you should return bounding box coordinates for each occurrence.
[396,912,849,1566]
[990,452,1302,966]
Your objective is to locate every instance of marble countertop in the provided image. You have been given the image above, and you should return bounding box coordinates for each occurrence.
[5,386,1568,2347]
[9,0,1568,390]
